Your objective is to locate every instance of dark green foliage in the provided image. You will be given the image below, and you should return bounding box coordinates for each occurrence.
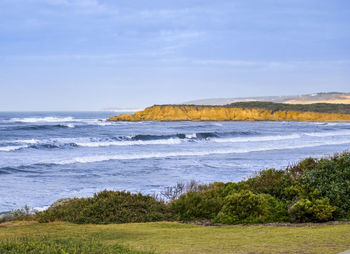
[300,153,350,218]
[164,102,350,114]
[169,183,225,221]
[0,237,152,254]
[241,169,295,200]
[36,190,172,224]
[214,191,289,224]
[225,101,350,114]
[170,153,350,224]
[287,157,317,179]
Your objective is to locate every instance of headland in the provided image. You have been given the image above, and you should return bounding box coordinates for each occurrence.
[109,102,350,122]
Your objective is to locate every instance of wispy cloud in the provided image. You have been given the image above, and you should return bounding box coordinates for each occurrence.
[30,0,118,15]
[190,59,350,71]
[35,0,101,7]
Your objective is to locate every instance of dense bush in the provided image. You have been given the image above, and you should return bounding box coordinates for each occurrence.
[169,183,225,221]
[288,198,335,222]
[300,154,350,218]
[169,153,350,224]
[0,238,151,254]
[36,190,172,224]
[27,152,350,225]
[240,169,295,200]
[214,191,288,224]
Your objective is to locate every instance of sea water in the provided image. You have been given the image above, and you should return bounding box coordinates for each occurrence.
[1,111,350,212]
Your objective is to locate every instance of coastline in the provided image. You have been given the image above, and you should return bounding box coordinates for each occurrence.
[109,104,350,122]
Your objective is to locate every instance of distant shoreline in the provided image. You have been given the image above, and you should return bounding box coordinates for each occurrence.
[109,102,350,122]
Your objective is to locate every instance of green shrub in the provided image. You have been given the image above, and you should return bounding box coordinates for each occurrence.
[27,152,350,225]
[287,157,317,179]
[300,153,350,218]
[288,198,336,222]
[36,190,172,224]
[312,198,336,221]
[0,237,152,254]
[214,190,288,224]
[169,186,224,221]
[288,198,314,222]
[242,169,294,200]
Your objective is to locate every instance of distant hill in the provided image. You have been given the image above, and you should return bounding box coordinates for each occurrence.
[184,92,350,105]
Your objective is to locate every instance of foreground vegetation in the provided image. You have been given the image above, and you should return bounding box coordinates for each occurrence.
[0,236,150,254]
[2,152,350,253]
[1,221,350,253]
[29,152,350,225]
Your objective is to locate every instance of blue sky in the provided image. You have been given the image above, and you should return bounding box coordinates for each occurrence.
[0,0,349,110]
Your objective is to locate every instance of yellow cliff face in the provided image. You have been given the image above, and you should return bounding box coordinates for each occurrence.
[108,105,350,122]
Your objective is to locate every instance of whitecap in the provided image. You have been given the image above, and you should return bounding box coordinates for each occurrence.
[185,133,197,139]
[305,130,350,137]
[75,138,181,147]
[209,134,300,143]
[0,145,27,152]
[33,206,50,212]
[51,139,350,165]
[8,116,77,123]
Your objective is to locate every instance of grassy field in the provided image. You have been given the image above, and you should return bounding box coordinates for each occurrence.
[1,221,350,253]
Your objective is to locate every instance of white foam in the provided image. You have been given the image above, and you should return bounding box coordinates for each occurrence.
[0,139,39,145]
[9,117,77,123]
[305,130,350,137]
[33,206,50,212]
[95,121,113,126]
[0,145,27,152]
[185,133,197,139]
[16,139,40,144]
[65,123,75,128]
[76,138,181,147]
[209,134,300,143]
[51,139,350,165]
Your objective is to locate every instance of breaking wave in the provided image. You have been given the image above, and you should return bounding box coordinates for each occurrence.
[210,134,301,143]
[305,130,350,137]
[0,145,28,152]
[8,117,77,123]
[9,124,75,131]
[49,139,350,165]
[75,139,181,147]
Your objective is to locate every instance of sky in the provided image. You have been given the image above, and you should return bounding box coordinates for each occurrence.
[0,0,349,110]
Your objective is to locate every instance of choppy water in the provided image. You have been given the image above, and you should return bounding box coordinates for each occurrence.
[1,111,350,212]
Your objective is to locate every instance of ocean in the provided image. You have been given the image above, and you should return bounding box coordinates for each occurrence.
[0,111,350,212]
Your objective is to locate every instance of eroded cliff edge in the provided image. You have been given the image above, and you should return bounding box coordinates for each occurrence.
[109,103,350,122]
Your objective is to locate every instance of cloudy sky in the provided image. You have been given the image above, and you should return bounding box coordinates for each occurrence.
[0,0,349,110]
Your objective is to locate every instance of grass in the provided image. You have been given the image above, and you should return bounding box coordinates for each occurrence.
[1,221,350,253]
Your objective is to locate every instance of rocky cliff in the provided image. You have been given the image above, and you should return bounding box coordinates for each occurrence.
[109,105,350,122]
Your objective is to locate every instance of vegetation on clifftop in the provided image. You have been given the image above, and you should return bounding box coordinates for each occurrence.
[224,101,350,114]
[162,101,350,114]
